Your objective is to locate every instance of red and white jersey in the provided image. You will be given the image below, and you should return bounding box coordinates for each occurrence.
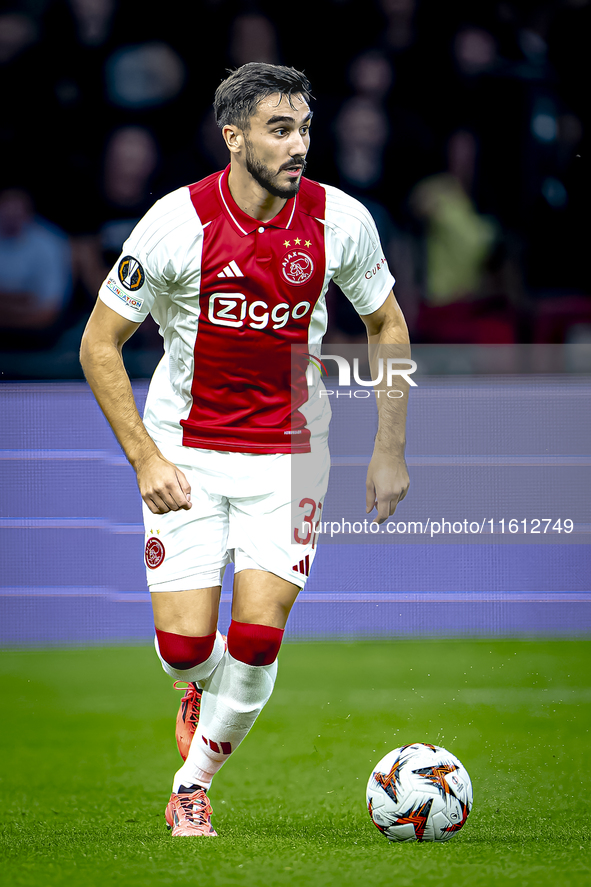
[99,166,394,454]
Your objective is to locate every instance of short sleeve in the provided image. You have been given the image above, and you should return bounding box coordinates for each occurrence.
[325,186,395,316]
[98,188,199,322]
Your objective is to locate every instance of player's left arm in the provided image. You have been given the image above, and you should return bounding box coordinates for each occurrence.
[360,289,411,524]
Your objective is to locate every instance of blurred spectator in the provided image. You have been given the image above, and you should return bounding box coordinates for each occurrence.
[69,125,164,373]
[333,50,395,197]
[0,11,37,63]
[334,47,433,220]
[105,41,186,109]
[329,47,428,335]
[0,188,72,339]
[453,25,498,76]
[228,13,280,66]
[329,51,397,340]
[72,125,161,303]
[410,170,497,307]
[100,125,160,263]
[379,0,417,51]
[446,127,477,196]
[409,129,522,344]
[334,97,390,191]
[67,0,116,47]
[349,49,394,100]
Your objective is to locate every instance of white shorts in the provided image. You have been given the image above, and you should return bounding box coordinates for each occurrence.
[143,438,330,591]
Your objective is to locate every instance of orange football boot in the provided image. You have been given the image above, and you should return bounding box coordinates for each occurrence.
[174,681,202,762]
[165,788,217,836]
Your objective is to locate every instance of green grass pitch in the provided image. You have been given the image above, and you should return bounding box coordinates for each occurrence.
[1,638,590,887]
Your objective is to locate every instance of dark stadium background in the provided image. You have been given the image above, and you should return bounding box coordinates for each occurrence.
[0,0,589,645]
[1,0,589,372]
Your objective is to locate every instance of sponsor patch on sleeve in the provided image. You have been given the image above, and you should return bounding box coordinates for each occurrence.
[363,256,389,281]
[117,255,145,291]
[106,278,144,310]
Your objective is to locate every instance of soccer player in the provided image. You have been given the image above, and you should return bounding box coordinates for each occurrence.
[80,63,410,836]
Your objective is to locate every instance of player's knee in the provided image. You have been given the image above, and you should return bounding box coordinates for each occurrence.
[227,620,284,666]
[155,628,216,669]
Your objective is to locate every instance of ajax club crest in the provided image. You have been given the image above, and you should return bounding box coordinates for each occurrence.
[282,249,315,286]
[145,536,165,569]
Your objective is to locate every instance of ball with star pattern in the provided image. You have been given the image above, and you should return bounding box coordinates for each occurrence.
[367,743,473,843]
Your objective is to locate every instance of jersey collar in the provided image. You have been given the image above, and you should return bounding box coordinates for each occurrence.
[217,165,297,236]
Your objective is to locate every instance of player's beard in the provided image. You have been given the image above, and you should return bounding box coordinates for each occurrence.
[244,136,307,199]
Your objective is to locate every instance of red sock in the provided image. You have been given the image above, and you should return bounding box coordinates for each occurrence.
[227,620,284,666]
[155,629,216,670]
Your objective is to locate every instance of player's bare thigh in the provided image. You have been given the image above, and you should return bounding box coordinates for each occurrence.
[232,569,300,629]
[151,571,300,634]
[151,586,221,636]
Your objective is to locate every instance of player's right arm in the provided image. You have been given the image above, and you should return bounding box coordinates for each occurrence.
[79,299,192,514]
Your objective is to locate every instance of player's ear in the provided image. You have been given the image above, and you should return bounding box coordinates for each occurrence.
[222,124,243,154]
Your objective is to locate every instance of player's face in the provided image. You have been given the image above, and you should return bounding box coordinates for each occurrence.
[243,93,312,199]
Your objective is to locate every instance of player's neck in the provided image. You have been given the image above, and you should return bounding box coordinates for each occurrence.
[227,165,287,223]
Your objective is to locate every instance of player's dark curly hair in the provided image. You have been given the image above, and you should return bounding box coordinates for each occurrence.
[213,63,313,130]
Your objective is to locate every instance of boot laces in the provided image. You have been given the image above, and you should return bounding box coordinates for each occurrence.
[174,681,202,725]
[178,790,212,825]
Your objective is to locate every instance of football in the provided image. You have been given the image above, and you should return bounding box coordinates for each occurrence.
[366,742,473,843]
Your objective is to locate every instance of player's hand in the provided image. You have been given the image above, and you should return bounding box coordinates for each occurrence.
[366,452,409,525]
[136,452,192,514]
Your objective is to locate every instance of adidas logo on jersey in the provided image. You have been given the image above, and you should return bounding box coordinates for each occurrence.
[217,260,244,278]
